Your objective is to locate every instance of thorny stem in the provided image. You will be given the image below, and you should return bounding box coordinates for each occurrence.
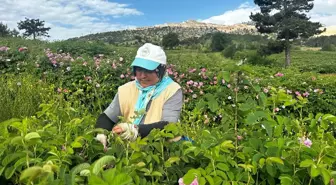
[160,140,170,182]
[126,143,129,166]
[235,87,238,157]
[234,72,239,157]
[308,177,313,185]
[247,172,251,185]
[211,158,217,176]
[294,144,302,176]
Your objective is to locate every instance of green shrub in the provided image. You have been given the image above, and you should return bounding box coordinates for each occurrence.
[234,50,274,66]
[257,40,285,56]
[210,32,232,52]
[321,44,336,51]
[223,44,244,59]
[0,74,56,122]
[47,40,112,57]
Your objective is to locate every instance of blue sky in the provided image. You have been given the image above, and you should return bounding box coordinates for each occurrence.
[110,0,250,26]
[1,0,336,40]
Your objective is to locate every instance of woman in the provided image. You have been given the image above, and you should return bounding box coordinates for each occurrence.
[95,43,183,148]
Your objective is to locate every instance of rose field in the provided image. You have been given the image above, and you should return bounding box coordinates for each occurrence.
[1,37,336,185]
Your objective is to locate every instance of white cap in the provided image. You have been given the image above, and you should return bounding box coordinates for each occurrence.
[131,43,167,70]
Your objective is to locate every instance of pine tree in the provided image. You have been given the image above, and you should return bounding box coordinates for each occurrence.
[17,18,51,40]
[250,0,325,66]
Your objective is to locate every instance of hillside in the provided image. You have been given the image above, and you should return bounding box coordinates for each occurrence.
[69,20,257,45]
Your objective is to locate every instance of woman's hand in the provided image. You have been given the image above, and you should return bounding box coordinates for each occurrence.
[112,125,124,134]
[113,123,139,141]
[96,134,108,152]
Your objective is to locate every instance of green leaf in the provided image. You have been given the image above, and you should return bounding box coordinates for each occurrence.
[112,173,133,185]
[14,157,28,169]
[216,170,228,180]
[320,168,331,185]
[246,114,259,125]
[71,141,82,148]
[80,169,91,176]
[152,154,160,164]
[92,156,116,175]
[166,156,180,165]
[71,163,90,175]
[139,168,150,175]
[199,177,206,185]
[239,103,254,112]
[220,140,235,150]
[266,163,277,177]
[284,99,297,106]
[266,157,284,165]
[102,168,127,185]
[24,132,41,141]
[300,159,314,168]
[151,171,162,177]
[88,175,108,185]
[135,162,146,168]
[183,169,201,184]
[252,153,263,164]
[249,138,261,150]
[221,71,231,82]
[207,95,219,112]
[130,152,143,161]
[184,146,197,155]
[277,138,285,149]
[20,166,43,182]
[227,171,234,181]
[10,136,24,145]
[262,121,273,137]
[0,166,4,176]
[5,165,16,179]
[217,163,230,171]
[205,175,215,185]
[2,152,26,166]
[259,158,265,168]
[310,165,320,178]
[322,114,335,121]
[279,174,292,185]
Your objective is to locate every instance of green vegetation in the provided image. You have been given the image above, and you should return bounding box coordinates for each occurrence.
[1,36,336,184]
[162,32,179,49]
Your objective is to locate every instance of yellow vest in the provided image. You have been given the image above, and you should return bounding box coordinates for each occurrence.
[118,80,181,124]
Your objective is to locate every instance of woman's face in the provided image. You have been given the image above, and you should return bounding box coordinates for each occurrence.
[134,67,159,88]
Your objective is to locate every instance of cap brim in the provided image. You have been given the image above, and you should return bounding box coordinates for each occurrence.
[131,58,160,70]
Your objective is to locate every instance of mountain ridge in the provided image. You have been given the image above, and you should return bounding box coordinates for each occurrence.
[69,20,257,45]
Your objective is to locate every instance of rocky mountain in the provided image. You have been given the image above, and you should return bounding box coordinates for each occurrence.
[69,20,257,45]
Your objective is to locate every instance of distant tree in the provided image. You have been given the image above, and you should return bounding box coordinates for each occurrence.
[10,29,20,37]
[17,18,51,40]
[134,35,143,45]
[250,0,325,67]
[0,22,11,37]
[162,32,179,49]
[258,40,285,56]
[223,44,244,58]
[210,32,231,52]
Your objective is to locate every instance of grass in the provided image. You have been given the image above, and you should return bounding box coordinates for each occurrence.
[269,49,336,73]
[0,74,56,122]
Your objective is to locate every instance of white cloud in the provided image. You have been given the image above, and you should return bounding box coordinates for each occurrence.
[202,1,336,27]
[202,2,258,25]
[309,0,336,27]
[0,0,142,40]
